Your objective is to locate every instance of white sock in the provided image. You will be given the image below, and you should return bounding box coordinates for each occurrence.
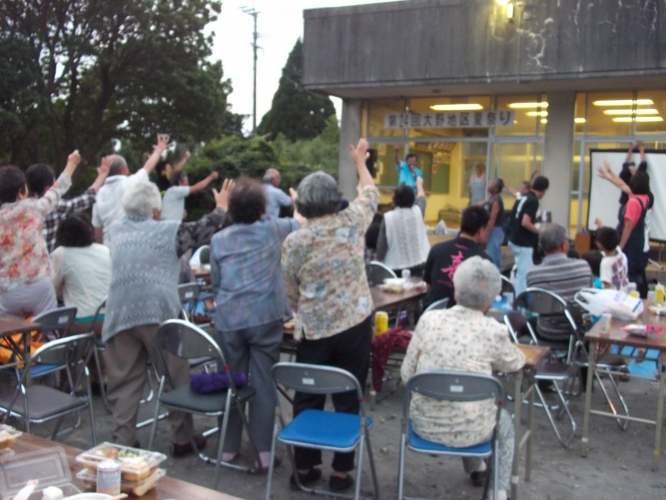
[475,461,487,472]
[221,452,236,462]
[259,451,272,468]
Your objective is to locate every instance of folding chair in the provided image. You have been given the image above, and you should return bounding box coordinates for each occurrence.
[423,298,449,312]
[178,282,202,322]
[0,333,97,444]
[31,306,77,341]
[147,319,260,488]
[515,287,629,430]
[398,371,503,500]
[367,261,397,285]
[500,275,515,299]
[504,312,577,447]
[265,362,379,500]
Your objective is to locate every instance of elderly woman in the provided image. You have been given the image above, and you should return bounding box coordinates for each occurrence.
[375,176,430,276]
[102,178,230,455]
[0,152,80,319]
[282,138,379,493]
[210,177,300,470]
[401,256,525,500]
[50,214,111,335]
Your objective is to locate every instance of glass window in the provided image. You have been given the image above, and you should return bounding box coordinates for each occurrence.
[574,93,586,136]
[407,142,458,194]
[409,96,491,138]
[373,143,402,186]
[494,142,541,207]
[636,90,666,135]
[495,95,540,136]
[368,99,406,138]
[584,91,633,136]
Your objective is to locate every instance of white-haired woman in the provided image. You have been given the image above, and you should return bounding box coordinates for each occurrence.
[102,178,231,455]
[401,256,525,500]
[281,138,378,493]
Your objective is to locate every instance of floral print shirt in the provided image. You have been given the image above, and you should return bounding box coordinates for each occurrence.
[282,185,379,341]
[401,305,525,447]
[0,173,72,292]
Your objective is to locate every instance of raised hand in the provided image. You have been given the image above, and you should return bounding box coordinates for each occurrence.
[213,178,234,211]
[154,134,172,153]
[349,138,369,167]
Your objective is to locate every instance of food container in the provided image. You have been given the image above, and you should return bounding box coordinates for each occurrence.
[0,423,21,451]
[0,448,81,500]
[77,468,165,497]
[76,442,166,482]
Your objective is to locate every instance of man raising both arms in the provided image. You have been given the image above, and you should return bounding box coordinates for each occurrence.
[161,170,219,221]
[393,145,423,194]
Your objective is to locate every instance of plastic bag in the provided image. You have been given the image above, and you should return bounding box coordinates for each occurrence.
[574,288,643,319]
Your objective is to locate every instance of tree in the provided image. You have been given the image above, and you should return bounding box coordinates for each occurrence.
[0,0,243,173]
[258,38,336,142]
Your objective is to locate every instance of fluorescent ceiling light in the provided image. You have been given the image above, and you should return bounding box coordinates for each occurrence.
[540,119,548,124]
[526,111,548,117]
[593,99,654,106]
[574,118,586,123]
[612,116,663,123]
[495,0,510,5]
[603,109,659,115]
[430,103,484,111]
[508,102,548,109]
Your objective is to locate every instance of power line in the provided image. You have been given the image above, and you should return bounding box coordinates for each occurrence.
[240,6,260,136]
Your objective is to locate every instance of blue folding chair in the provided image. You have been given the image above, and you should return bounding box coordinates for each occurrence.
[265,362,379,500]
[398,371,503,500]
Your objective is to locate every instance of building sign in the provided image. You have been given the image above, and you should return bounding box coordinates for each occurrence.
[384,111,514,129]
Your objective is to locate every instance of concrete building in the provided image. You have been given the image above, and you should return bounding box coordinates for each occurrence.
[302,0,666,229]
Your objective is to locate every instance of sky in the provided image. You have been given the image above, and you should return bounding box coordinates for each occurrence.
[209,0,401,134]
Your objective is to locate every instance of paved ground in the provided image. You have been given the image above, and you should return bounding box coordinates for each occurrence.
[8,355,666,500]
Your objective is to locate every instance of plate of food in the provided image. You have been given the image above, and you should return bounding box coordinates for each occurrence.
[76,443,166,482]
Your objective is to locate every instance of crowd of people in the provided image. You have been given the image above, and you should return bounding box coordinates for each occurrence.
[0,135,657,498]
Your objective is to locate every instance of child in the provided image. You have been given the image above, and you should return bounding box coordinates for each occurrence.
[595,227,629,290]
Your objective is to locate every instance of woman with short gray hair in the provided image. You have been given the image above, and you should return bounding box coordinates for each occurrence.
[401,256,525,500]
[102,178,231,456]
[281,138,379,493]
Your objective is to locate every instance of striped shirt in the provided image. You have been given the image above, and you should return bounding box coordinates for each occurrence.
[526,253,591,342]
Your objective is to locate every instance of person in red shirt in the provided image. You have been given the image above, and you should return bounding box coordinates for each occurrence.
[619,171,651,297]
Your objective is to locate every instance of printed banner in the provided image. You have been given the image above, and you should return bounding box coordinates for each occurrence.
[384,111,514,129]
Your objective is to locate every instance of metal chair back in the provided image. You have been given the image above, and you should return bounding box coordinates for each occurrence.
[514,287,578,335]
[156,319,224,362]
[199,245,211,265]
[424,298,449,312]
[178,283,201,305]
[367,261,397,285]
[500,275,515,297]
[89,298,106,334]
[272,362,362,398]
[29,333,96,392]
[31,306,77,337]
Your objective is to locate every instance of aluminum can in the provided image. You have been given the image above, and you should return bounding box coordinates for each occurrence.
[97,460,121,495]
[655,284,665,304]
[599,313,612,336]
[374,311,389,337]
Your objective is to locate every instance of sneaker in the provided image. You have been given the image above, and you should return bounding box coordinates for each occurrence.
[289,468,322,490]
[170,434,206,458]
[329,474,354,492]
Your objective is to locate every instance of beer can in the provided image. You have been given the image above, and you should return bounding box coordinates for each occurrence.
[599,313,612,336]
[97,460,121,495]
[374,311,389,337]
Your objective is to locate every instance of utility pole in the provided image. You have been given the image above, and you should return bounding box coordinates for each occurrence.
[240,7,260,136]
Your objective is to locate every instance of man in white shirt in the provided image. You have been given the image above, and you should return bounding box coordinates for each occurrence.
[161,170,219,221]
[263,168,292,219]
[92,135,171,245]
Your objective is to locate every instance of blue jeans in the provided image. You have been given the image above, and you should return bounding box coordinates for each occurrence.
[508,242,533,296]
[486,227,504,271]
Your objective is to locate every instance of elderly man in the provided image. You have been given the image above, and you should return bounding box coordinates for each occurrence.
[102,177,230,454]
[423,205,491,308]
[26,157,110,253]
[402,256,525,500]
[526,223,592,346]
[506,175,549,295]
[263,168,292,219]
[92,134,171,245]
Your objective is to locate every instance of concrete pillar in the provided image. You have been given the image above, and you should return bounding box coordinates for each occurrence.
[541,91,575,228]
[338,98,362,200]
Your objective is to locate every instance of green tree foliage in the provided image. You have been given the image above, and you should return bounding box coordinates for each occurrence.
[0,0,243,176]
[258,39,335,142]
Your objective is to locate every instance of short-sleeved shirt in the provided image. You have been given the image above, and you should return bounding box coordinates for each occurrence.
[264,183,292,219]
[282,185,379,341]
[624,194,650,226]
[600,248,629,290]
[484,195,504,228]
[161,185,190,221]
[92,169,148,245]
[210,217,299,332]
[423,236,491,307]
[397,161,423,192]
[507,191,539,248]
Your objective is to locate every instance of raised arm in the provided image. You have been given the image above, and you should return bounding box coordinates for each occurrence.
[189,172,219,194]
[638,144,647,165]
[350,138,375,189]
[501,178,518,197]
[172,150,191,176]
[598,161,631,195]
[142,134,172,175]
[90,156,111,193]
[36,150,80,215]
[625,144,636,163]
[393,145,401,167]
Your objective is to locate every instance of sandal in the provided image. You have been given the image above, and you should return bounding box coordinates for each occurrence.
[290,467,322,490]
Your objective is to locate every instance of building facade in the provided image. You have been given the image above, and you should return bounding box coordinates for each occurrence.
[302,0,666,229]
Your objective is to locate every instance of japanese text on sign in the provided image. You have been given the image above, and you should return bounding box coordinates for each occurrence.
[384,111,514,129]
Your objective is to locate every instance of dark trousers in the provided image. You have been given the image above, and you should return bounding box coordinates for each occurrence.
[293,316,373,472]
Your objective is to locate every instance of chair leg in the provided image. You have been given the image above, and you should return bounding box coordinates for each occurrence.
[397,432,407,500]
[93,347,112,414]
[492,439,499,500]
[264,424,280,500]
[536,384,576,448]
[364,429,380,500]
[354,437,365,500]
[87,375,97,446]
[596,368,630,430]
[147,378,166,450]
